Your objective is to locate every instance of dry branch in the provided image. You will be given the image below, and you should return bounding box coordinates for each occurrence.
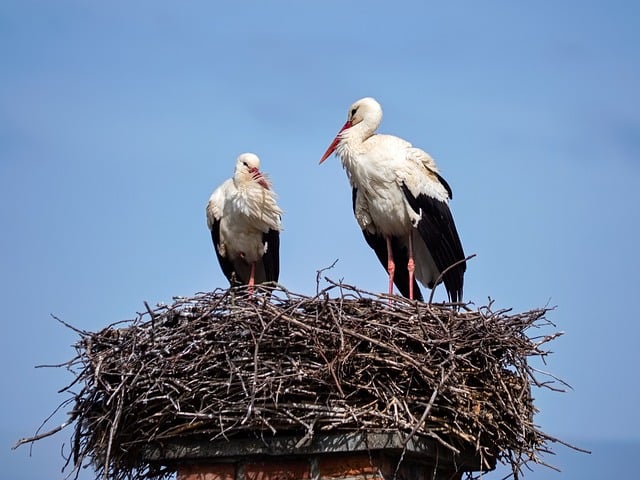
[16,282,570,480]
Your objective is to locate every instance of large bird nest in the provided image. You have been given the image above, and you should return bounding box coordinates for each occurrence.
[17,281,572,480]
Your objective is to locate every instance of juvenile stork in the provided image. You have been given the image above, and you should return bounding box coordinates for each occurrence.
[319,97,466,302]
[206,153,282,290]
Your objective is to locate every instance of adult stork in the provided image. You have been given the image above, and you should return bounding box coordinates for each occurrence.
[319,97,466,302]
[206,153,282,290]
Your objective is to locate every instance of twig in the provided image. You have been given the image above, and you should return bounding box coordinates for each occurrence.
[428,254,477,304]
[316,259,339,295]
[13,417,75,449]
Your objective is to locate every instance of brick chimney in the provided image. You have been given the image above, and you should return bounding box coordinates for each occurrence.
[147,432,492,480]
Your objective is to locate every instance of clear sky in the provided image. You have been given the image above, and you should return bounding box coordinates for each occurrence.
[2,1,639,478]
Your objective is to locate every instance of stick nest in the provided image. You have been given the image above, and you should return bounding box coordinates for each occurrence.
[21,282,567,480]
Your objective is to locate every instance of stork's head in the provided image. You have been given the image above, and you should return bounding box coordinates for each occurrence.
[319,97,383,164]
[234,152,269,189]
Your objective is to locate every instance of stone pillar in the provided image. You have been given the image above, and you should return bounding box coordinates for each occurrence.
[177,454,459,480]
[145,432,493,480]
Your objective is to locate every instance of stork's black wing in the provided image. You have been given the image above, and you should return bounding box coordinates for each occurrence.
[401,182,466,303]
[353,187,424,301]
[211,218,241,287]
[261,228,280,283]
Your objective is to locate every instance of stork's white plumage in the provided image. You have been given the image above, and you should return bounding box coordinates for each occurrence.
[206,153,282,289]
[319,97,466,302]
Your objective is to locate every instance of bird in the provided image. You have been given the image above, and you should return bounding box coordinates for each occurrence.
[319,97,466,302]
[206,153,283,291]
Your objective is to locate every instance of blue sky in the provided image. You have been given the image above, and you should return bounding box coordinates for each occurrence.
[2,1,639,478]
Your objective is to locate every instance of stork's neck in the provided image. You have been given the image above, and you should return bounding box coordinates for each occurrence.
[234,178,267,197]
[336,121,375,172]
[231,179,282,230]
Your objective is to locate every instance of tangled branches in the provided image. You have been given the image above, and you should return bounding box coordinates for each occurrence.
[16,282,568,480]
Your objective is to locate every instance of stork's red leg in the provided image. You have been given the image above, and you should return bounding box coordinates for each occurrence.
[407,232,416,300]
[248,262,256,294]
[386,236,395,297]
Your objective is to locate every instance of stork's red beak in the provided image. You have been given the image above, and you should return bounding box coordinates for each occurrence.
[319,120,352,164]
[249,167,269,189]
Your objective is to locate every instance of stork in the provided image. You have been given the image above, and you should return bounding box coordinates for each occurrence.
[206,153,282,291]
[319,97,466,302]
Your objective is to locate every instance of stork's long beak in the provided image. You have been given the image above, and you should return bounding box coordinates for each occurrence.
[319,120,352,164]
[249,167,270,189]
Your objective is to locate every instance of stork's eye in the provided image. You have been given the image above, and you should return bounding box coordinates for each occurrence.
[243,161,249,167]
[350,107,357,117]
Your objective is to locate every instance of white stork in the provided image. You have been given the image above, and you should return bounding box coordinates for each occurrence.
[206,153,283,290]
[319,97,466,302]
